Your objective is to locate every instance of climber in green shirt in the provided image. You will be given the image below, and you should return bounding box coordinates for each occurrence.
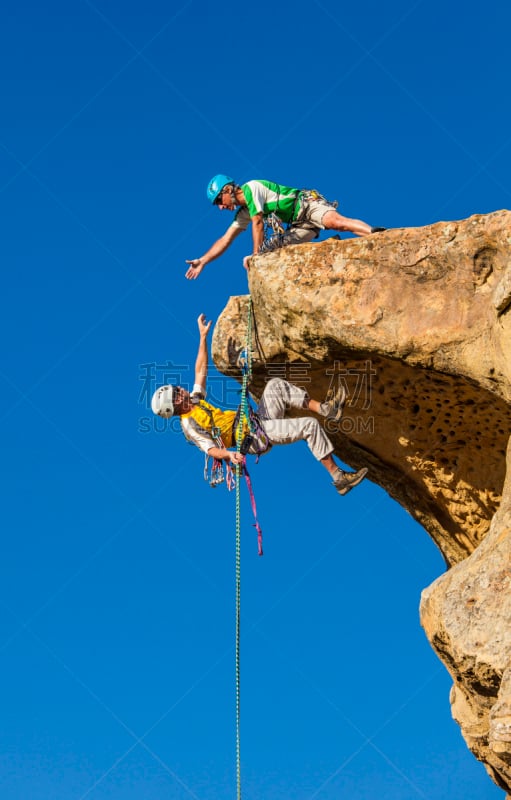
[185,175,386,279]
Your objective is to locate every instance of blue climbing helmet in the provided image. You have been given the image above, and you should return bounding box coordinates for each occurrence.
[207,174,234,204]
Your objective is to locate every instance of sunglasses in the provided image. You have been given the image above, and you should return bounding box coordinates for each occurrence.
[215,188,231,205]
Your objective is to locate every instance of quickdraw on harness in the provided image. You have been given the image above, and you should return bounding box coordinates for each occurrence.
[198,403,236,490]
[262,211,285,251]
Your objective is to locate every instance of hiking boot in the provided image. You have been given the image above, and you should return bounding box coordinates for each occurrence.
[332,467,368,496]
[370,226,387,233]
[320,384,346,422]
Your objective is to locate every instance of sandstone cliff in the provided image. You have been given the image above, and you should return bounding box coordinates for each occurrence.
[212,210,511,794]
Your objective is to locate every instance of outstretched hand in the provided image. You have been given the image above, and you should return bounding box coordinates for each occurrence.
[197,313,212,338]
[185,259,204,280]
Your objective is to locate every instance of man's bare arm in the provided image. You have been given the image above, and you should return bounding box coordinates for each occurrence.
[185,226,244,280]
[194,313,212,387]
[250,213,264,254]
[207,445,244,465]
[242,213,265,270]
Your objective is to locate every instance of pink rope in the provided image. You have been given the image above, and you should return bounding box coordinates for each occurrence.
[226,462,236,491]
[242,457,263,556]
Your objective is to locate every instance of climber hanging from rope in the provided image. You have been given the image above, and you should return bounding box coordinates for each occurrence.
[184,176,386,279]
[151,313,368,496]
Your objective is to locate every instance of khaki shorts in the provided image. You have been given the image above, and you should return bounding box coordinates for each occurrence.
[299,195,338,229]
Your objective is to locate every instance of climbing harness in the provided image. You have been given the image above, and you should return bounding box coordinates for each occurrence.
[258,186,297,253]
[233,403,271,458]
[259,188,338,254]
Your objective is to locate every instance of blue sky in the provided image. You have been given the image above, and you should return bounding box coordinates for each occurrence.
[1,1,509,798]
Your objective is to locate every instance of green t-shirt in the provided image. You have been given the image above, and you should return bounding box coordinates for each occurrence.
[232,180,300,230]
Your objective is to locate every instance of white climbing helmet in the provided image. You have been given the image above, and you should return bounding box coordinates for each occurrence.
[151,385,176,418]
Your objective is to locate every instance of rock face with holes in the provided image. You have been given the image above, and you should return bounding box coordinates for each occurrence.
[212,210,511,794]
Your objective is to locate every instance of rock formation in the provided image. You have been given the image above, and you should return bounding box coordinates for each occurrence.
[212,210,511,794]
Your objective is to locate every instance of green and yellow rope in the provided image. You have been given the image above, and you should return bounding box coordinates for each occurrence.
[234,297,253,800]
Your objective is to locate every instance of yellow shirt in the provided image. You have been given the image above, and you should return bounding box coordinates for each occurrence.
[181,399,236,452]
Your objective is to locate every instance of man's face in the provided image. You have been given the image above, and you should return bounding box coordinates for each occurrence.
[215,185,236,211]
[173,386,191,412]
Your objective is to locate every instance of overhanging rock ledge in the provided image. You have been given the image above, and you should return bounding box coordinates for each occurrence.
[212,210,511,794]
